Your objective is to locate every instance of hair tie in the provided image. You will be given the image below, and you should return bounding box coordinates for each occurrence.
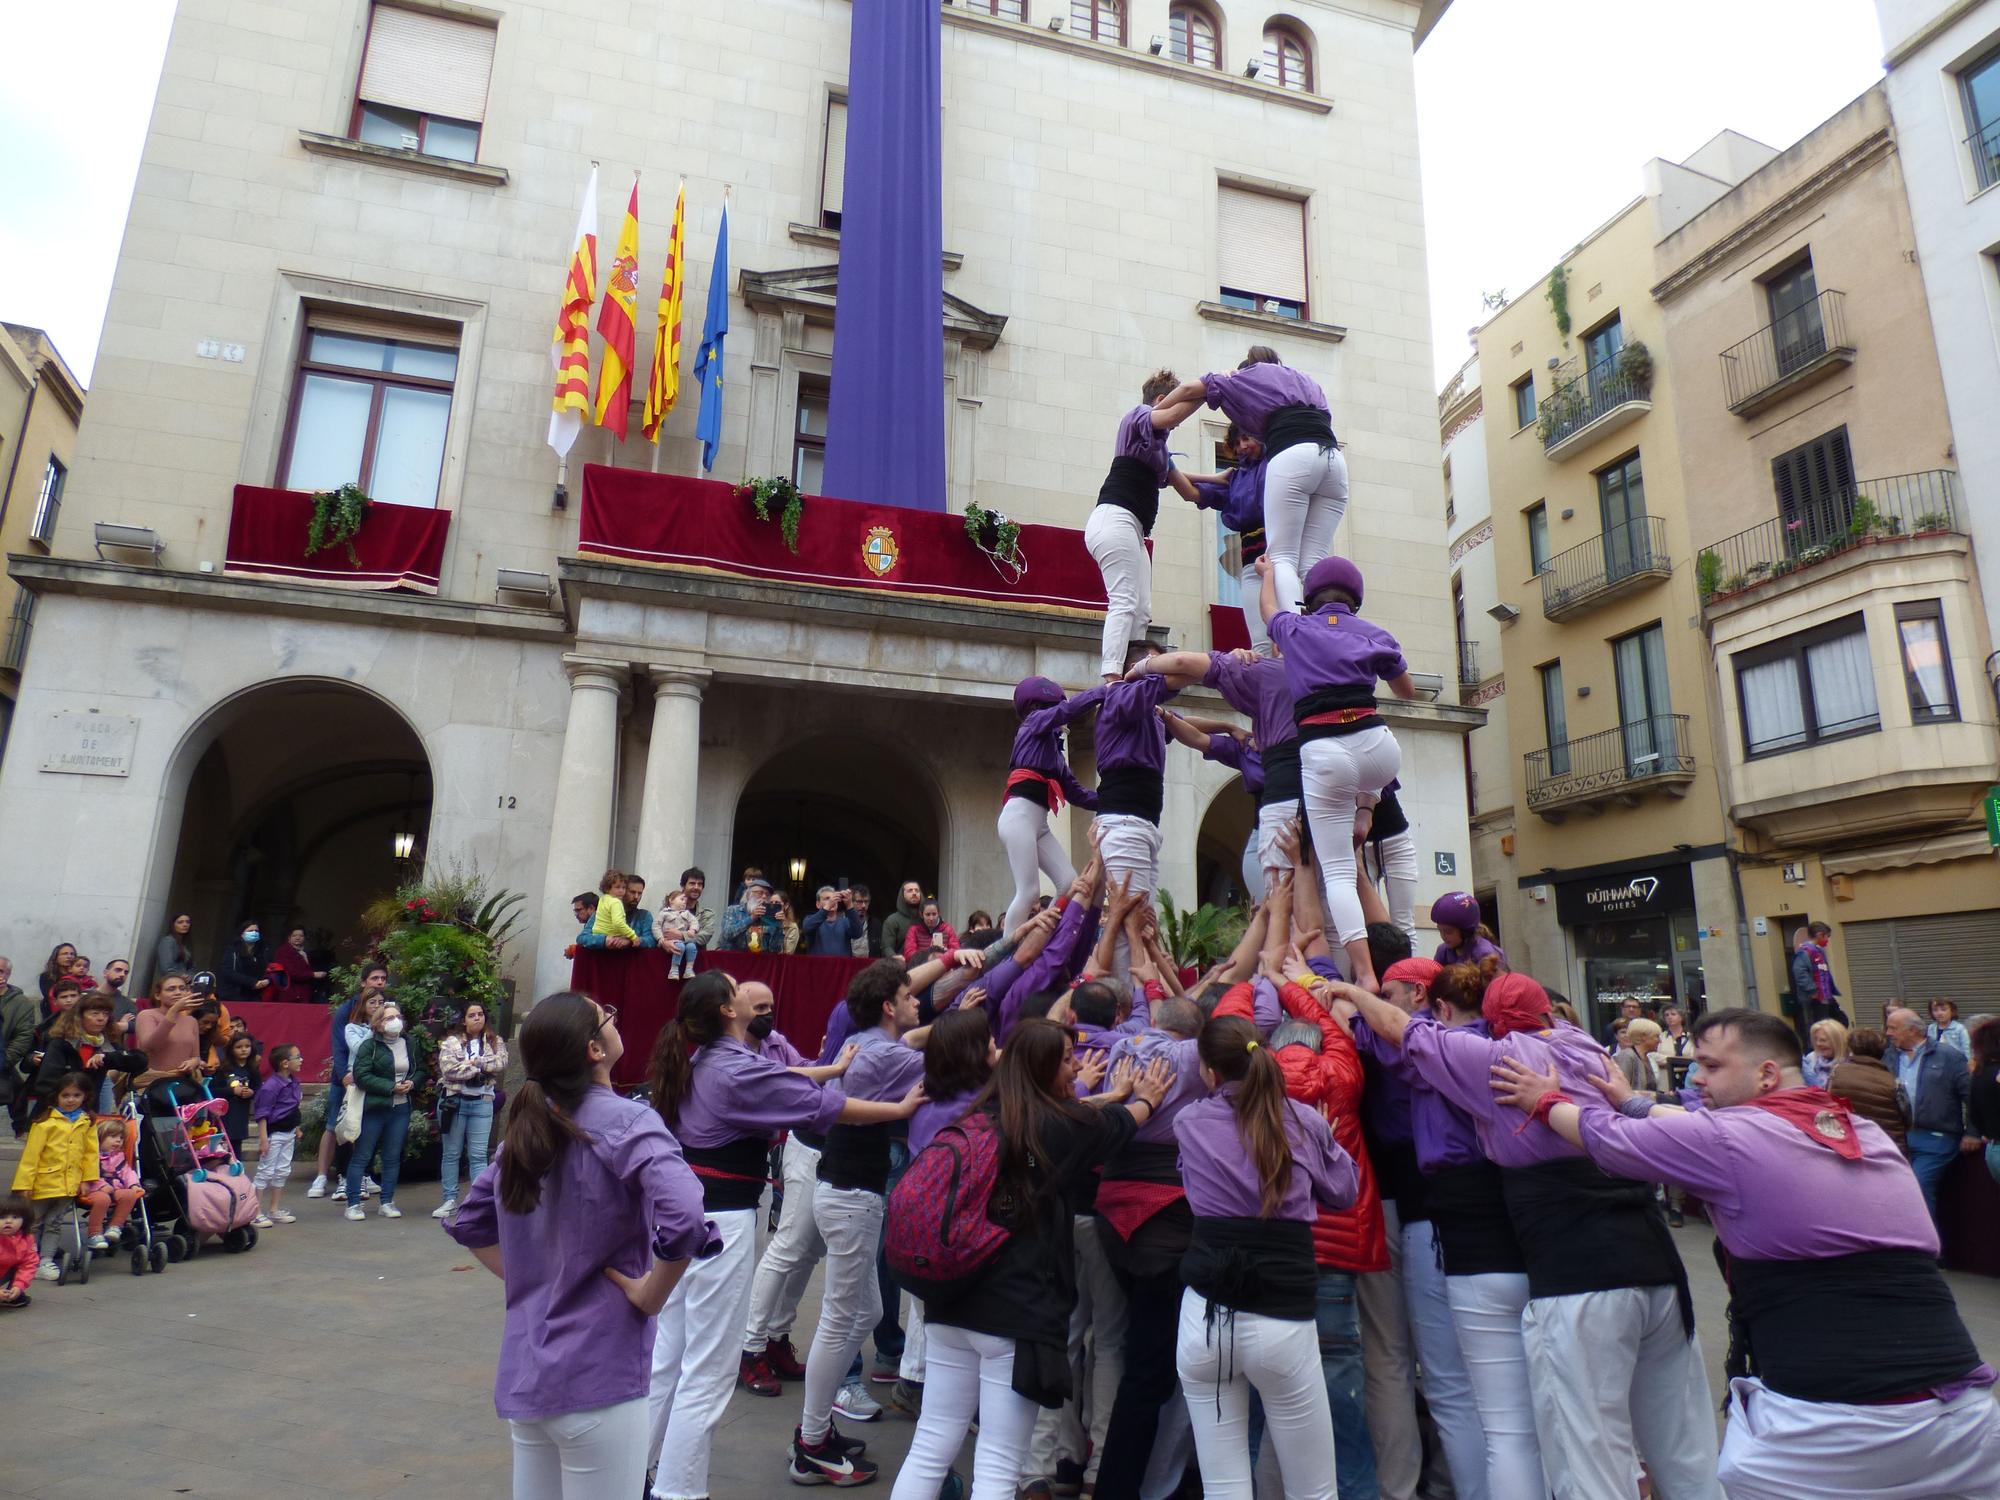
[1245,1039,1260,1052]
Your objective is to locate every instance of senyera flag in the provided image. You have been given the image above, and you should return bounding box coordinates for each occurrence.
[643,179,686,444]
[595,176,640,440]
[548,166,599,461]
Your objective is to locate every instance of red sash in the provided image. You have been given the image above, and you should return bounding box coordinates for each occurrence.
[1298,706,1379,728]
[1742,1086,1863,1160]
[1004,767,1066,814]
[1096,1180,1185,1241]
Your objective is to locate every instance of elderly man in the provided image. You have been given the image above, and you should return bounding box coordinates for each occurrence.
[1599,995,1642,1050]
[800,886,865,958]
[719,875,787,954]
[1492,1008,2000,1500]
[1885,1006,1977,1223]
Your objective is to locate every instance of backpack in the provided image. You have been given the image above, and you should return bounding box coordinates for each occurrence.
[886,1115,1012,1299]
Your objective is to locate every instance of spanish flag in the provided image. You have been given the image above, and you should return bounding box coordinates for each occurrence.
[642,180,686,444]
[595,176,641,440]
[548,165,598,461]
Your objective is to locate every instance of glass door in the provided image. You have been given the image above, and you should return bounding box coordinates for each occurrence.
[1540,661,1570,778]
[1614,624,1673,779]
[1598,454,1648,581]
[1765,258,1823,376]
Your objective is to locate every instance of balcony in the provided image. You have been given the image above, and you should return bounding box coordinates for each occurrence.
[1719,289,1854,417]
[1697,471,1962,610]
[1525,714,1696,820]
[1537,349,1653,461]
[1457,640,1480,685]
[1540,515,1673,621]
[224,485,452,594]
[1972,117,2000,194]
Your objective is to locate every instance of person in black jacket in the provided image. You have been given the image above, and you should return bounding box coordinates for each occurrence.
[888,1020,1171,1500]
[33,992,147,1111]
[216,923,270,1006]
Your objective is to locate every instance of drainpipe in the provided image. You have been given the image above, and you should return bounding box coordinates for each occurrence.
[1726,842,1760,1012]
[0,372,38,534]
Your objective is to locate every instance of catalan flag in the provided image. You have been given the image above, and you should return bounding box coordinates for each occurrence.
[547,165,598,461]
[642,179,686,444]
[694,200,730,473]
[595,177,640,440]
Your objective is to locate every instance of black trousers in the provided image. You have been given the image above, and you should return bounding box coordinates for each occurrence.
[1090,1262,1184,1500]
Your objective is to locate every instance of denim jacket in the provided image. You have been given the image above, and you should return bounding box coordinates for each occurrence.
[1898,1039,1970,1138]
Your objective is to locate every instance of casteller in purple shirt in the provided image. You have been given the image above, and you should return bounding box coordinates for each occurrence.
[1175,1088,1358,1222]
[1266,603,1408,709]
[1199,363,1329,441]
[1435,934,1507,971]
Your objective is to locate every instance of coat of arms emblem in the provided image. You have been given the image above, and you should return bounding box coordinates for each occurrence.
[863,526,899,577]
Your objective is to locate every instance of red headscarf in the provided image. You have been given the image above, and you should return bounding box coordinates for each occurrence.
[1482,971,1552,1039]
[1381,957,1441,990]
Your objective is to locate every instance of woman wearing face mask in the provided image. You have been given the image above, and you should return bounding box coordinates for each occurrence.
[217,923,270,1006]
[345,1001,427,1219]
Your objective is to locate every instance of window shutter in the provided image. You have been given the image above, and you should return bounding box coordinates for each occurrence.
[1827,427,1854,495]
[822,100,848,218]
[1845,912,2000,1025]
[307,309,458,346]
[359,5,497,123]
[1218,186,1307,304]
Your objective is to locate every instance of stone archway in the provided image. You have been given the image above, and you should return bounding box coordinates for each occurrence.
[1195,776,1258,909]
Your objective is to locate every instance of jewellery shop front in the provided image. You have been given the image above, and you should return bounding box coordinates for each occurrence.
[1554,861,1707,1036]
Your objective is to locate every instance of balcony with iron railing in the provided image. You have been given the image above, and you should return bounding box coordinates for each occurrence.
[1972,117,2000,194]
[1525,713,1696,819]
[1540,514,1672,622]
[1719,289,1854,417]
[1457,640,1480,685]
[1537,347,1654,460]
[1696,471,1963,611]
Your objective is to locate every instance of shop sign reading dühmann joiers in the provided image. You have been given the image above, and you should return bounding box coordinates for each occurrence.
[1554,864,1696,926]
[41,711,138,777]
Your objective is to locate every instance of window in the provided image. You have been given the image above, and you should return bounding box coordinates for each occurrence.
[1895,600,1959,723]
[1613,623,1675,776]
[1771,426,1855,549]
[1511,374,1535,430]
[1526,503,1550,575]
[1963,45,2000,191]
[793,377,830,493]
[29,456,64,546]
[820,98,848,231]
[350,4,496,164]
[1070,0,1124,44]
[1597,452,1651,579]
[1261,24,1310,90]
[1763,255,1826,375]
[1218,185,1307,320]
[1168,4,1218,66]
[966,0,1026,16]
[1539,660,1570,775]
[0,590,33,673]
[1582,314,1624,385]
[279,318,458,507]
[1734,614,1880,757]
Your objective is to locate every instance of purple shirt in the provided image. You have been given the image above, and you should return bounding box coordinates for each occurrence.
[1114,403,1176,486]
[815,1004,856,1067]
[671,1037,845,1148]
[1203,732,1264,799]
[909,1088,981,1157]
[1200,364,1328,439]
[1094,674,1175,774]
[446,1086,719,1421]
[995,899,1098,1043]
[1193,459,1266,535]
[760,1029,808,1068]
[1175,1089,1357,1222]
[1434,936,1507,970]
[843,1026,927,1104]
[1010,691,1102,809]
[1267,603,1408,703]
[1204,650,1297,752]
[1399,1017,1616,1169]
[1310,957,1411,1147]
[251,1073,301,1126]
[1104,1028,1207,1144]
[1356,1020,1483,1173]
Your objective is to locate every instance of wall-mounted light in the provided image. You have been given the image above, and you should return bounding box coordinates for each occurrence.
[789,856,807,883]
[1487,602,1521,623]
[393,831,416,861]
[1244,57,1261,78]
[1149,34,1165,53]
[93,522,164,564]
[1047,14,1063,30]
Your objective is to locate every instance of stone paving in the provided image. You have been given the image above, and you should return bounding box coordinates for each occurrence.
[4,1133,1999,1499]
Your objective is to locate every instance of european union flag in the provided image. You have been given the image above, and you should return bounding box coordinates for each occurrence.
[694,202,729,473]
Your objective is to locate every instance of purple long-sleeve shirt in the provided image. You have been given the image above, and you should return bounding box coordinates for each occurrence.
[842,1027,927,1104]
[251,1073,301,1126]
[1355,1020,1483,1173]
[446,1087,719,1421]
[1193,459,1267,536]
[1204,650,1297,754]
[1200,364,1329,439]
[988,897,1097,1043]
[1435,935,1508,970]
[1398,1016,1616,1169]
[1203,733,1265,799]
[671,1037,845,1149]
[1009,691,1101,809]
[1175,1088,1358,1222]
[1267,604,1408,704]
[1114,403,1176,486]
[1105,1028,1206,1144]
[909,1088,982,1157]
[815,1005,856,1067]
[760,1029,808,1068]
[1094,674,1175,773]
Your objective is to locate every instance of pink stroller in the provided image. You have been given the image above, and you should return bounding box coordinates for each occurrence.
[171,1091,260,1253]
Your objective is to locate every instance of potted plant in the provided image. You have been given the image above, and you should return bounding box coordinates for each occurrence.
[735,476,804,554]
[964,502,1022,562]
[306,483,372,566]
[1616,340,1653,392]
[1157,890,1249,971]
[1695,548,1722,602]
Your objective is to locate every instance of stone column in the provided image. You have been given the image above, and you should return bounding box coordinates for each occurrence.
[633,666,711,893]
[533,656,629,1005]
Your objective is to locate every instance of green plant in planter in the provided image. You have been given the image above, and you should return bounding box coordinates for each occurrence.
[1616,340,1653,391]
[1545,263,1572,337]
[1846,497,1886,541]
[963,502,1023,562]
[1695,548,1722,601]
[306,483,372,566]
[1157,889,1248,971]
[738,475,804,553]
[1914,511,1951,533]
[1720,573,1748,595]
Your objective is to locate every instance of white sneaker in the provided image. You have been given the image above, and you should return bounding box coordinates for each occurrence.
[378,1203,402,1219]
[344,1205,365,1222]
[87,1235,109,1252]
[306,1176,327,1198]
[431,1200,458,1220]
[273,1210,297,1224]
[331,1183,347,1202]
[833,1380,884,1422]
[250,1214,274,1229]
[36,1260,60,1280]
[362,1176,381,1199]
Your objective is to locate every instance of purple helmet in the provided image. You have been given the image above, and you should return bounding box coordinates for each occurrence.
[1303,556,1364,609]
[1430,892,1481,934]
[1013,676,1065,717]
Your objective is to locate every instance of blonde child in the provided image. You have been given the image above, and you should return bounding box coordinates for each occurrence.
[81,1117,143,1251]
[660,890,702,979]
[591,868,639,947]
[0,1193,39,1308]
[252,1043,303,1227]
[10,1073,95,1280]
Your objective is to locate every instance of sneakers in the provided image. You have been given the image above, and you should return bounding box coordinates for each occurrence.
[379,1203,403,1219]
[1051,1459,1087,1497]
[789,1426,879,1487]
[250,1215,274,1229]
[306,1175,327,1198]
[1668,1209,1686,1228]
[344,1205,365,1222]
[273,1210,297,1224]
[331,1183,348,1202]
[832,1380,883,1423]
[36,1260,60,1280]
[767,1335,809,1380]
[431,1200,458,1220]
[87,1234,109,1252]
[362,1176,381,1198]
[883,1378,923,1420]
[868,1354,901,1384]
[740,1352,781,1397]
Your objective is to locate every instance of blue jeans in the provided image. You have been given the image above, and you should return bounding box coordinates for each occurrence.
[347,1102,410,1206]
[440,1094,494,1201]
[670,940,699,971]
[1248,1270,1379,1499]
[1986,1142,2000,1190]
[1907,1129,1958,1224]
[872,1139,911,1361]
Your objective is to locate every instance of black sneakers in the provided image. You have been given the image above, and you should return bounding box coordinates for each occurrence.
[789,1425,878,1487]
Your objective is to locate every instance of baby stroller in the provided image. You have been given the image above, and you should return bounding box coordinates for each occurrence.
[41,1110,163,1285]
[110,1099,169,1277]
[137,1082,261,1259]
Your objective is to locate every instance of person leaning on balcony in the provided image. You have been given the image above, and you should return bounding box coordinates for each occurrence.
[718,875,787,954]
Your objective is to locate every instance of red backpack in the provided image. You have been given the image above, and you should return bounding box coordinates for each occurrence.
[886,1114,1011,1299]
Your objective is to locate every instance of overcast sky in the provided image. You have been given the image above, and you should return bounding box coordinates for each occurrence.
[2,1,1888,388]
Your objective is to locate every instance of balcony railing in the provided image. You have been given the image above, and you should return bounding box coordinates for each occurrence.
[1457,640,1480,685]
[1697,471,1962,607]
[1540,515,1672,621]
[0,592,33,673]
[1537,349,1653,458]
[1525,713,1695,816]
[1972,117,2000,194]
[1719,289,1854,415]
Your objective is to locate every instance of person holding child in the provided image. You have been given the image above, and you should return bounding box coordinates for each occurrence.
[659,889,703,978]
[593,869,641,948]
[435,1001,509,1222]
[11,1072,95,1279]
[81,1117,143,1252]
[252,1043,303,1227]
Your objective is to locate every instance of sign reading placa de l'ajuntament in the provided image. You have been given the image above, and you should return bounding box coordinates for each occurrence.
[42,712,138,777]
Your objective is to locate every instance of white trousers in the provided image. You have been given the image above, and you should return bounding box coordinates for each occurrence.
[1256,797,1303,887]
[1302,729,1403,946]
[1263,443,1349,615]
[1178,1290,1336,1500]
[1237,560,1272,654]
[743,1138,822,1354]
[1027,1215,1129,1483]
[1718,1376,2000,1500]
[1241,825,1264,905]
[648,1206,756,1499]
[891,1323,1042,1500]
[1522,1287,1721,1500]
[901,1296,928,1384]
[800,1183,885,1444]
[1086,503,1151,678]
[512,1397,650,1500]
[1445,1272,1544,1500]
[1097,813,1162,978]
[1000,795,1076,933]
[1400,1218,1487,1500]
[1364,830,1420,943]
[1359,1200,1422,1500]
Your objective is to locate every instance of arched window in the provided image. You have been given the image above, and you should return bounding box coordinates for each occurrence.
[968,0,1026,19]
[1070,0,1124,45]
[1168,5,1219,67]
[1262,24,1310,91]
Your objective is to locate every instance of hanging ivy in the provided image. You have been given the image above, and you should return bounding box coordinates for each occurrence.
[1545,263,1572,338]
[305,483,372,566]
[738,475,804,553]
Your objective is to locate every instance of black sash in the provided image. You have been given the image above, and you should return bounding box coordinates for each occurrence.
[1097,456,1161,536]
[1182,1216,1317,1320]
[1264,403,1336,456]
[1366,1136,1428,1225]
[1096,765,1164,824]
[1259,740,1302,806]
[1367,785,1410,843]
[1425,1160,1525,1277]
[1720,1245,1983,1403]
[817,1120,894,1195]
[684,1136,771,1212]
[1005,775,1050,809]
[1502,1156,1694,1335]
[1294,685,1380,743]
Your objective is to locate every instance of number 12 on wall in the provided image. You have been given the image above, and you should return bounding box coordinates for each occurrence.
[496,795,517,809]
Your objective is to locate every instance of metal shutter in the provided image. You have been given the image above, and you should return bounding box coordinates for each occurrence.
[822,100,848,218]
[1842,911,2000,1027]
[359,5,497,123]
[1218,186,1307,305]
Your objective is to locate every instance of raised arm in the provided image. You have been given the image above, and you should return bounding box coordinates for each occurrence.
[1161,710,1220,755]
[1158,376,1208,411]
[1150,394,1204,431]
[1258,554,1282,625]
[1167,468,1202,506]
[1127,650,1212,690]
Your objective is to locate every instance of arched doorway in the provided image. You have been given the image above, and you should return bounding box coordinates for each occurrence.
[731,736,943,919]
[157,681,432,970]
[1195,778,1258,909]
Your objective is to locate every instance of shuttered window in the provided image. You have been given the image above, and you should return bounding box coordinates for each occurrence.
[1169,5,1219,67]
[353,4,496,162]
[1843,912,2000,1026]
[1218,186,1307,319]
[1070,0,1125,44]
[821,98,848,229]
[1770,426,1855,549]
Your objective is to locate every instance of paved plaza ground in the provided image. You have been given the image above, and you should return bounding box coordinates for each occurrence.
[5,1133,2000,1500]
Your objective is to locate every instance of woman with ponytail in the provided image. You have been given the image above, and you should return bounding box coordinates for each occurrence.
[646,970,923,1497]
[1174,1013,1357,1500]
[445,992,715,1500]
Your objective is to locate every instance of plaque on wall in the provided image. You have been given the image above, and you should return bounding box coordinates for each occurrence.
[41,711,138,777]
